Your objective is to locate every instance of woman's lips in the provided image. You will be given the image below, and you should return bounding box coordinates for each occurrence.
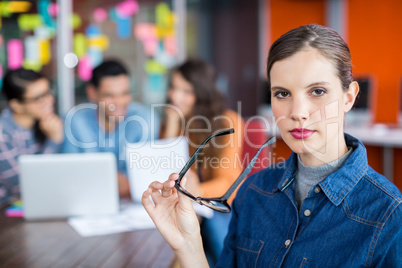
[289,128,316,139]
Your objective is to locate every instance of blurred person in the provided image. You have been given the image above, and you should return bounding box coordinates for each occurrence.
[143,24,402,267]
[62,59,160,198]
[0,68,63,206]
[160,59,244,265]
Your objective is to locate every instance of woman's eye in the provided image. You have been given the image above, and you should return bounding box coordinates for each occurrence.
[311,88,326,96]
[274,91,290,98]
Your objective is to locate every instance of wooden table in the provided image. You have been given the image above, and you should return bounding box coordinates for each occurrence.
[0,210,176,268]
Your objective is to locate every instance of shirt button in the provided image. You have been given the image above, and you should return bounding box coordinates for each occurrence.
[284,239,291,247]
[314,187,321,193]
[304,209,311,217]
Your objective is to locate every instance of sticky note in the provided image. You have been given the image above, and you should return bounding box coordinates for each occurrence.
[156,3,170,28]
[87,34,109,51]
[78,55,93,81]
[1,2,12,17]
[116,0,139,18]
[143,38,158,56]
[74,33,87,59]
[18,14,43,31]
[85,24,101,37]
[71,13,82,30]
[163,36,177,56]
[38,0,55,28]
[93,8,108,23]
[25,36,39,62]
[116,16,132,40]
[8,1,32,13]
[23,59,42,72]
[87,48,103,67]
[34,25,55,39]
[155,49,175,68]
[148,74,165,92]
[5,207,24,217]
[39,39,51,64]
[7,39,23,70]
[134,23,157,40]
[145,59,166,75]
[48,3,59,17]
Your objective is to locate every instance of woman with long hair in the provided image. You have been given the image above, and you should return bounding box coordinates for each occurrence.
[0,68,63,206]
[161,59,244,265]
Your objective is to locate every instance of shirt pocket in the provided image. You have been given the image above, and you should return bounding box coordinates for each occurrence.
[236,236,264,267]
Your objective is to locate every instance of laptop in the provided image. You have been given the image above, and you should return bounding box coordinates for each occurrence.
[19,153,119,220]
[126,137,189,203]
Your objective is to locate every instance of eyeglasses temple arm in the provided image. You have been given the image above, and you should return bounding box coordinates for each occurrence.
[177,128,235,182]
[221,136,276,200]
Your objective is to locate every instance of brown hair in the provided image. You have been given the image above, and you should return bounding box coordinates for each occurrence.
[267,24,353,91]
[168,59,228,164]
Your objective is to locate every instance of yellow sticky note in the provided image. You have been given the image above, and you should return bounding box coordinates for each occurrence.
[87,35,109,51]
[18,14,43,31]
[74,33,87,59]
[39,39,51,64]
[23,59,42,72]
[145,60,167,75]
[156,3,170,29]
[8,1,32,13]
[71,13,82,29]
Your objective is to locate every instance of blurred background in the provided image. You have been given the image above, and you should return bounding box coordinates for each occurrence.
[0,0,401,188]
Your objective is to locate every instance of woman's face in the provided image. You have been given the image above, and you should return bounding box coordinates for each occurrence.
[270,48,357,161]
[21,78,55,119]
[168,72,196,117]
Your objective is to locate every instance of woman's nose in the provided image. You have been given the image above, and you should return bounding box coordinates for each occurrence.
[290,98,310,121]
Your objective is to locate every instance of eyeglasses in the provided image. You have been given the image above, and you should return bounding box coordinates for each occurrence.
[175,128,276,213]
[22,89,53,103]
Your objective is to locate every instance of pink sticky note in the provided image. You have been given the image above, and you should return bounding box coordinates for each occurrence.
[78,55,92,81]
[7,39,24,70]
[93,8,108,23]
[48,3,59,17]
[116,0,139,18]
[164,36,177,56]
[5,208,24,217]
[134,23,157,41]
[143,38,158,56]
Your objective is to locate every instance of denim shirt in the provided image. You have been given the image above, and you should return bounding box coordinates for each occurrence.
[217,134,402,268]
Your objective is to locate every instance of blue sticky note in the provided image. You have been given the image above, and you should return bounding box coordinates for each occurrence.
[87,48,103,68]
[116,16,132,40]
[148,74,165,92]
[85,24,101,37]
[38,0,55,29]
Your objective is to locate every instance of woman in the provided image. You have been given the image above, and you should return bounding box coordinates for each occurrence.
[143,25,402,267]
[160,59,244,265]
[0,68,63,206]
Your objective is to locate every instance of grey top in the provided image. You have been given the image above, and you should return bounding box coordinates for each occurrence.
[295,148,353,208]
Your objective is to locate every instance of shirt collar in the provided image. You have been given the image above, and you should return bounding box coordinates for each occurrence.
[319,134,368,206]
[276,134,368,206]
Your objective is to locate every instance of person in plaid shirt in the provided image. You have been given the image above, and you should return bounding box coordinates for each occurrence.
[0,68,63,207]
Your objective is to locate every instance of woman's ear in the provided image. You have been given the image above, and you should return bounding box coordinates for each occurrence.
[9,99,24,114]
[86,84,98,103]
[343,81,359,113]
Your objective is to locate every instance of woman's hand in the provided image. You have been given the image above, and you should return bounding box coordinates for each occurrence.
[142,173,209,268]
[39,113,64,143]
